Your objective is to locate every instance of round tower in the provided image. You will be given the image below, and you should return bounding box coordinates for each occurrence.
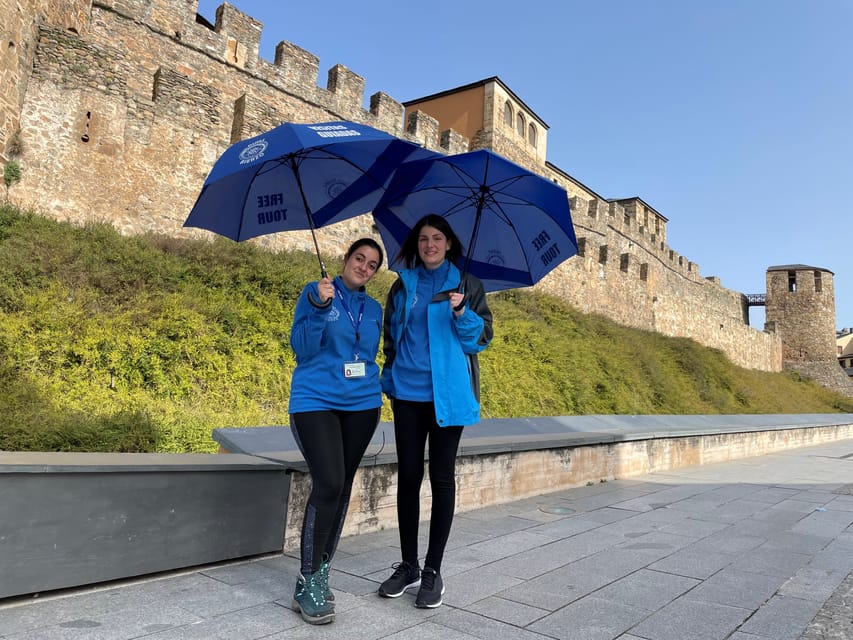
[764,264,836,363]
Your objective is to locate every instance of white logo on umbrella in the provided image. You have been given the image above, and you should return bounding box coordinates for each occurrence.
[239,139,268,165]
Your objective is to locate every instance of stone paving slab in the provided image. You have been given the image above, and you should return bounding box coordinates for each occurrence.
[1,438,851,640]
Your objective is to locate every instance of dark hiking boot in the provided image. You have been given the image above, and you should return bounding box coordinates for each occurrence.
[291,572,334,624]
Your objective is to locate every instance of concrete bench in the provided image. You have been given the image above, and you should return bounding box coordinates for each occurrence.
[0,452,288,599]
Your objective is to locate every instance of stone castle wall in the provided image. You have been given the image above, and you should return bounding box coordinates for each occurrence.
[534,195,782,370]
[2,0,787,372]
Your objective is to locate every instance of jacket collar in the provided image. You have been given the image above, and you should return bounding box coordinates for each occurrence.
[401,261,462,296]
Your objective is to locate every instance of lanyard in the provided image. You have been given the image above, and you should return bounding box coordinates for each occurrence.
[333,280,365,360]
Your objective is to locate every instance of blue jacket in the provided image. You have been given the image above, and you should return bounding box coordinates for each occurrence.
[289,277,383,413]
[381,263,493,426]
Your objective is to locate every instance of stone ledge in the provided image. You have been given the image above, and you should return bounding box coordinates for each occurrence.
[211,415,853,552]
[282,421,851,551]
[212,414,853,469]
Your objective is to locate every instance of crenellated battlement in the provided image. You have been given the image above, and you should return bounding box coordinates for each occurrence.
[79,1,416,139]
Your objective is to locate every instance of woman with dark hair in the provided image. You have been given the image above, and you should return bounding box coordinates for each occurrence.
[288,238,385,625]
[377,214,493,608]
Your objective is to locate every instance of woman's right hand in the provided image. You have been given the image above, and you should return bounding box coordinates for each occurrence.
[317,277,334,303]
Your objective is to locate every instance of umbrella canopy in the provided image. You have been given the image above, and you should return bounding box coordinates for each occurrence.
[184,120,437,276]
[372,148,578,292]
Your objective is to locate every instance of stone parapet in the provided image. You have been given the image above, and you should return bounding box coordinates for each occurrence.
[211,415,853,551]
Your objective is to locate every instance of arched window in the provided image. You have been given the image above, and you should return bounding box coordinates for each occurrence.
[503,101,513,127]
[516,113,525,137]
[528,123,537,147]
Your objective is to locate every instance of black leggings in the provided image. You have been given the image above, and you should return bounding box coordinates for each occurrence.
[392,399,463,572]
[291,408,380,574]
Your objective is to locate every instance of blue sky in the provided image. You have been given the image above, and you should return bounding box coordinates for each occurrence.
[197,0,852,331]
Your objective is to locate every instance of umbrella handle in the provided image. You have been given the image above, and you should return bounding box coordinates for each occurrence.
[453,281,466,312]
[452,294,467,312]
[308,292,330,307]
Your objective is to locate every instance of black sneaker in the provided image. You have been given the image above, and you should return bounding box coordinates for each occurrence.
[415,567,445,608]
[377,561,421,597]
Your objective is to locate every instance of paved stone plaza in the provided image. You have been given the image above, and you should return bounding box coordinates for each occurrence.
[1,439,851,640]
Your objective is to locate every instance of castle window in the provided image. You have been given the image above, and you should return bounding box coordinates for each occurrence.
[504,101,513,127]
[814,271,822,292]
[620,253,629,273]
[640,263,649,281]
[788,271,797,292]
[577,237,586,257]
[516,113,525,137]
[528,123,537,147]
[598,245,608,265]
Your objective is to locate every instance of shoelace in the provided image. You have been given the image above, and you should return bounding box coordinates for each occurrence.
[308,575,323,605]
[299,575,325,606]
[391,562,413,579]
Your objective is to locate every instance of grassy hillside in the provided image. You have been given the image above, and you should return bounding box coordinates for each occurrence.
[2,204,851,453]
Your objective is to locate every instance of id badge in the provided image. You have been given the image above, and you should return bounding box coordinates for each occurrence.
[343,361,366,378]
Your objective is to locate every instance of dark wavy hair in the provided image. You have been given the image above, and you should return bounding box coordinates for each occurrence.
[345,237,384,270]
[395,214,465,269]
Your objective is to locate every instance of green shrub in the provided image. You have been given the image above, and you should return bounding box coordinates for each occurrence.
[3,161,21,188]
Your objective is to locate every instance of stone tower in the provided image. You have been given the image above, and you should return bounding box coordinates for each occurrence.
[765,264,836,363]
[764,264,852,396]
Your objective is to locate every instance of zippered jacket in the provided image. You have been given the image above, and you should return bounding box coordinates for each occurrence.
[289,276,383,413]
[381,263,493,426]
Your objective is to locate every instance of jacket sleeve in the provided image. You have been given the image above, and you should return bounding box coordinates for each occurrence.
[382,280,403,367]
[453,275,493,354]
[380,280,402,397]
[289,282,330,358]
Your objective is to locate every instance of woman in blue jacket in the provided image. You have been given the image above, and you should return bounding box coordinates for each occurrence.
[288,238,384,625]
[377,214,493,608]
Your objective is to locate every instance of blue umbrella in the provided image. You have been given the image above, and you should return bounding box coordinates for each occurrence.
[372,149,578,292]
[184,121,437,277]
